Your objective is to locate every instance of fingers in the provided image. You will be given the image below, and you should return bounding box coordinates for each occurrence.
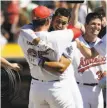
[17,64,23,71]
[11,63,23,72]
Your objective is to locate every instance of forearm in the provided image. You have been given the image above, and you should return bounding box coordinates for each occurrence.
[1,57,13,68]
[1,57,21,71]
[70,3,80,26]
[91,47,99,57]
[76,40,97,58]
[70,4,85,34]
[43,61,65,73]
[43,56,71,73]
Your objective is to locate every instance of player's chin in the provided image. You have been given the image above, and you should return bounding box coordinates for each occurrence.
[91,32,99,36]
[92,30,100,35]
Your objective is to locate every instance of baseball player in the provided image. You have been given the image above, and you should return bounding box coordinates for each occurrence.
[18,6,83,108]
[21,7,82,46]
[74,0,107,58]
[21,28,73,61]
[21,7,75,61]
[21,6,84,108]
[49,8,82,38]
[76,33,107,57]
[71,12,106,108]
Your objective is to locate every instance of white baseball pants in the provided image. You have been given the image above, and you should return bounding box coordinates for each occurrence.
[78,84,104,108]
[28,79,76,108]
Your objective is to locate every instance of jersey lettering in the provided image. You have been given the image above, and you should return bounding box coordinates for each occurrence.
[66,45,73,56]
[27,48,54,65]
[78,56,106,73]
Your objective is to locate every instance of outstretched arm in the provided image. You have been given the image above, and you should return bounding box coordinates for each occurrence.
[1,57,21,71]
[70,3,85,34]
[75,39,99,58]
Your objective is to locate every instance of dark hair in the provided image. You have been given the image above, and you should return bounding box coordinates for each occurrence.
[85,12,102,24]
[94,7,105,18]
[32,17,50,29]
[53,8,71,20]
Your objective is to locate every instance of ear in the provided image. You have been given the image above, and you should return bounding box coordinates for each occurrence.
[45,18,50,26]
[31,13,37,20]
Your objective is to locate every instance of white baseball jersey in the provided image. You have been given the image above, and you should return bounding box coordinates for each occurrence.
[21,24,74,61]
[18,29,74,81]
[94,34,107,56]
[18,30,83,108]
[18,31,59,81]
[19,24,83,108]
[71,36,106,84]
[71,36,106,108]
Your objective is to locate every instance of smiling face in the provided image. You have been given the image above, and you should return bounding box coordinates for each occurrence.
[52,15,69,30]
[85,18,102,39]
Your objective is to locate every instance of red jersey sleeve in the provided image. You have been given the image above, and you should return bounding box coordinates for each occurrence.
[67,24,82,40]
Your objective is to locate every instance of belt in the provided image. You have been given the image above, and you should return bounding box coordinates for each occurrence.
[77,82,98,86]
[32,77,60,82]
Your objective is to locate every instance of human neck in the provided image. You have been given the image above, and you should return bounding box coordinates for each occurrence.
[83,34,97,43]
[34,26,48,32]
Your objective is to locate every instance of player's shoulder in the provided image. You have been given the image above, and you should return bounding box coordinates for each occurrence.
[79,35,89,45]
[96,37,101,41]
[21,23,33,29]
[78,35,84,41]
[50,29,72,33]
[94,37,101,45]
[50,29,73,40]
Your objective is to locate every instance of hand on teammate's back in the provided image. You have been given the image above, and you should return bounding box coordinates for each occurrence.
[10,63,22,72]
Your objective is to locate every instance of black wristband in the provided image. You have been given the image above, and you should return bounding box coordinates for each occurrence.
[42,61,45,68]
[38,58,45,67]
[38,57,50,67]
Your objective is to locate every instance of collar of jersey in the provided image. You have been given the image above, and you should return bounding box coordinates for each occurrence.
[35,31,49,37]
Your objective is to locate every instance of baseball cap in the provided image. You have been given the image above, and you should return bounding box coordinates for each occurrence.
[32,6,52,19]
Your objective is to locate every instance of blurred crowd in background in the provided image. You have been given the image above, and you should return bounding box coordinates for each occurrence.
[0,0,106,45]
[0,1,106,108]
